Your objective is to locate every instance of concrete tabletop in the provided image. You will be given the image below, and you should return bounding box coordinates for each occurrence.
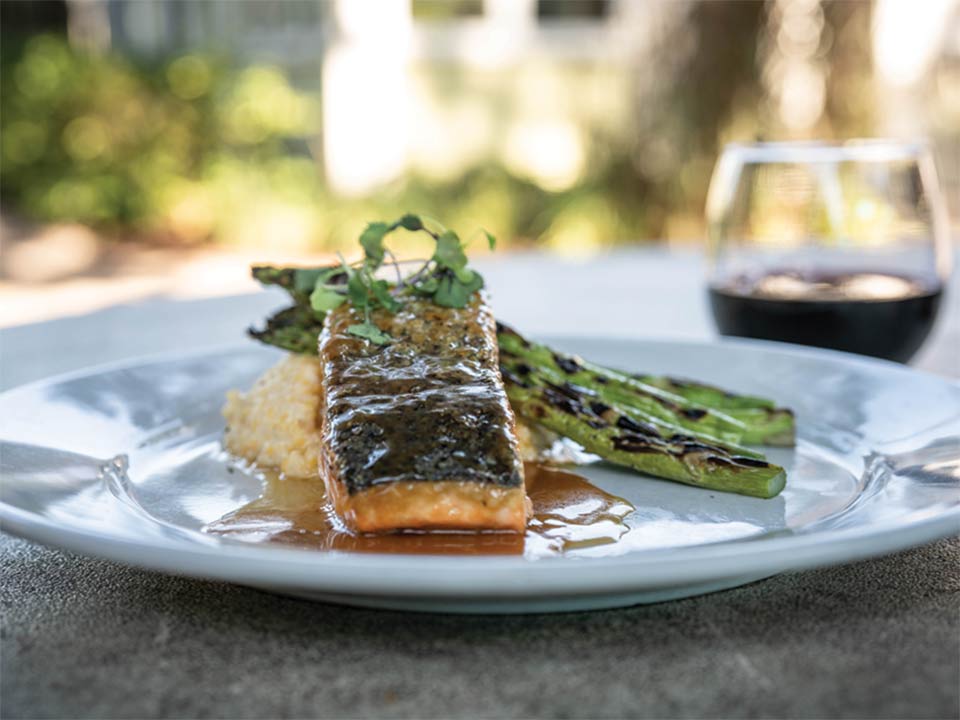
[2,248,958,719]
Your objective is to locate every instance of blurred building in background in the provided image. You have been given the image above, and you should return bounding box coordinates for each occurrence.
[1,0,957,261]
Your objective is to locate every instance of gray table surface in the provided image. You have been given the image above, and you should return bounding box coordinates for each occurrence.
[2,248,958,719]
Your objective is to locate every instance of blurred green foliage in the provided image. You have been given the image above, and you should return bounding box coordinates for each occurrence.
[1,35,660,251]
[0,3,878,251]
[1,34,327,245]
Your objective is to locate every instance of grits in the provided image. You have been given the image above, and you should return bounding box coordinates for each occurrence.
[222,354,323,478]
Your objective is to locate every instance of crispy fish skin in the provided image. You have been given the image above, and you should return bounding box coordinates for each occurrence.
[317,294,527,533]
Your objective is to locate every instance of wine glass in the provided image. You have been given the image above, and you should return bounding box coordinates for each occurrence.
[705,140,952,363]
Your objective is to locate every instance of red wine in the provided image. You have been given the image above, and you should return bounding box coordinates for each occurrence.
[709,271,943,362]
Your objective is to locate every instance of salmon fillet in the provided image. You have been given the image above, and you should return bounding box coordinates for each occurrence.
[317,294,528,533]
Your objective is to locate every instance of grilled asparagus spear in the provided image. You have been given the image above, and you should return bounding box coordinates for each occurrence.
[502,375,786,498]
[600,371,795,444]
[497,324,795,447]
[251,266,326,306]
[610,375,795,446]
[248,303,323,356]
[498,352,764,459]
[626,375,775,410]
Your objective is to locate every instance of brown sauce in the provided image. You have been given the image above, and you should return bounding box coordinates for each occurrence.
[205,462,634,558]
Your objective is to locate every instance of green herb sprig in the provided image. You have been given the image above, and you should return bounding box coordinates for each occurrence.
[305,214,495,345]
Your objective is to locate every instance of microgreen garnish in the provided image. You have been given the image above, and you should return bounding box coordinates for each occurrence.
[308,267,348,313]
[346,323,393,345]
[307,214,495,345]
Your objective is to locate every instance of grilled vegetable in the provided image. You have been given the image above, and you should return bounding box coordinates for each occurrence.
[496,324,795,447]
[248,303,322,356]
[498,352,764,460]
[624,375,776,410]
[496,325,745,440]
[605,374,795,445]
[502,375,787,499]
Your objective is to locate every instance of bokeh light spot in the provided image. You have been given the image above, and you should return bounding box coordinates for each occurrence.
[62,116,110,161]
[166,55,214,100]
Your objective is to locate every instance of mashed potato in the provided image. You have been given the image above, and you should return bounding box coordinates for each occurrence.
[223,353,553,477]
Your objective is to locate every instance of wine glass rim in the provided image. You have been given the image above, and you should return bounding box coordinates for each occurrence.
[722,139,930,163]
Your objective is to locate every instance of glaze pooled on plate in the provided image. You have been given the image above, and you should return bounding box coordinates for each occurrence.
[205,462,634,558]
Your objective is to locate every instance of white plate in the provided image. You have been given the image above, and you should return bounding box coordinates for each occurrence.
[1,339,958,613]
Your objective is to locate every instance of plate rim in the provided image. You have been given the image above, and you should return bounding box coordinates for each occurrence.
[2,336,958,597]
[2,500,957,597]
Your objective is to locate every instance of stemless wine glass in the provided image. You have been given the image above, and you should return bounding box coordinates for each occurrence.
[705,140,951,363]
